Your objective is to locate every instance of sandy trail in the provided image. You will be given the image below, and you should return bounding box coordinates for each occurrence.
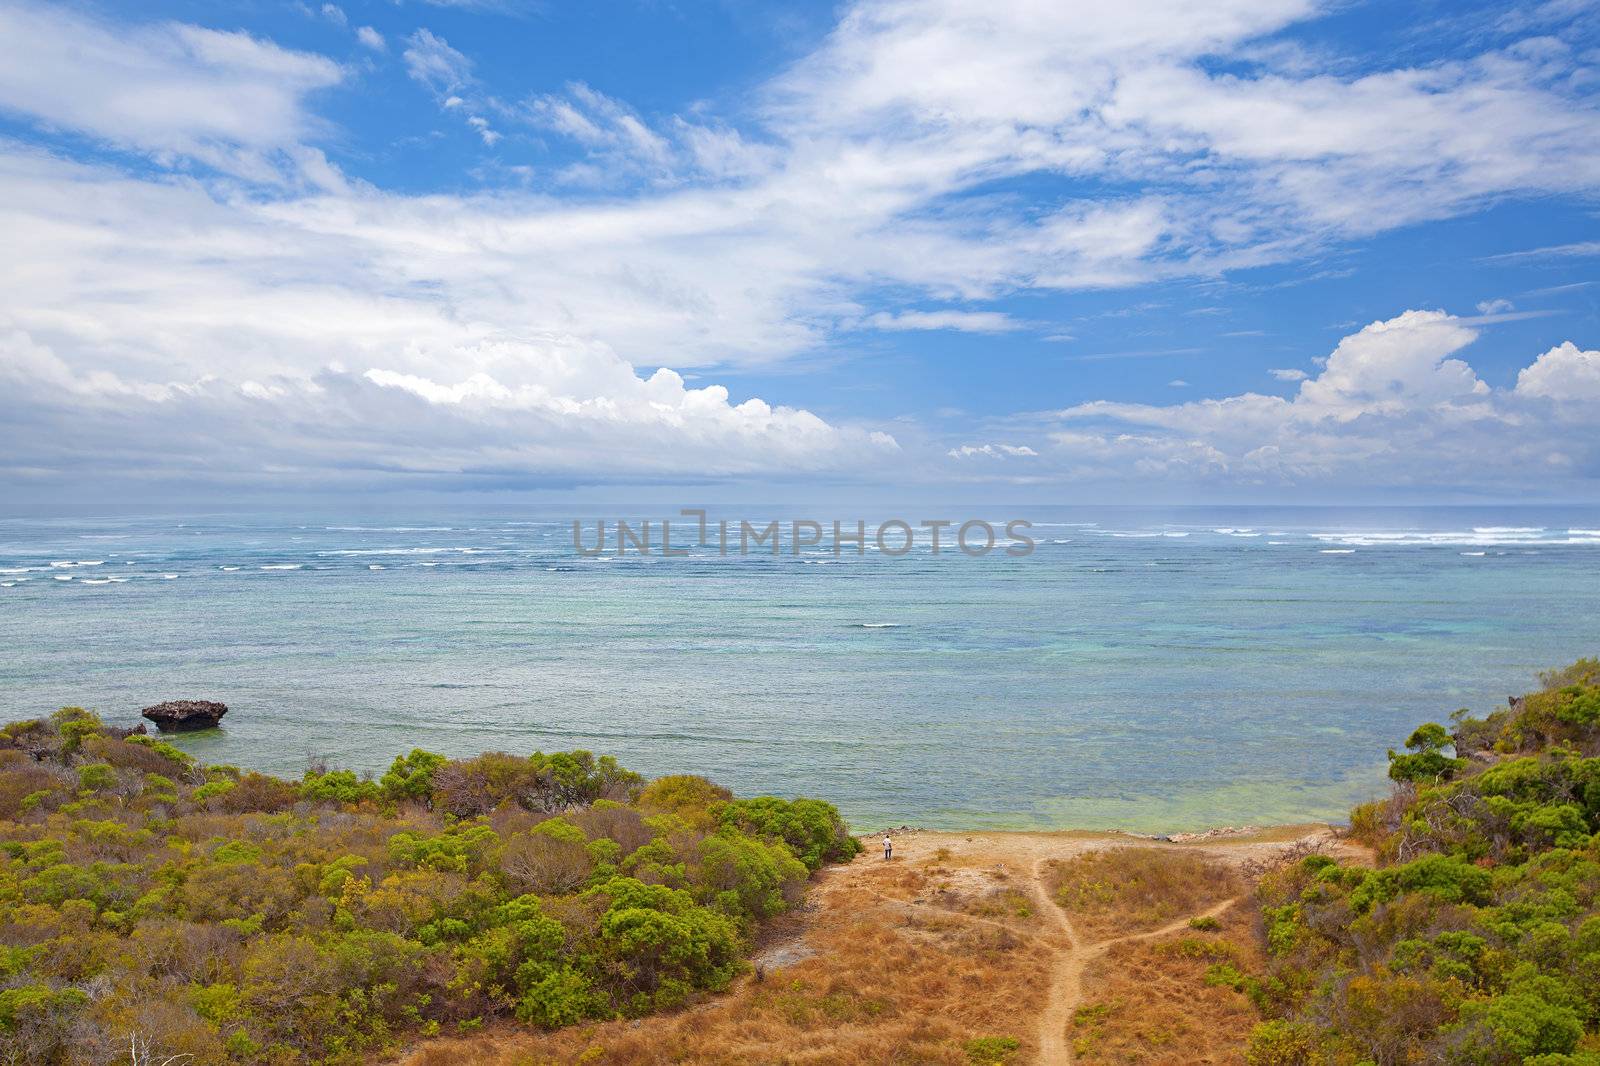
[395,825,1358,1066]
[861,826,1351,1065]
[1027,854,1082,1065]
[1024,857,1235,1062]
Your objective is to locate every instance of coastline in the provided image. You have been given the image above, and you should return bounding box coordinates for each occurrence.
[855,821,1350,845]
[8,508,1596,836]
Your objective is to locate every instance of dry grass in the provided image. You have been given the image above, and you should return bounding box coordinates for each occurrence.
[1067,896,1263,1064]
[391,831,1345,1066]
[1042,846,1244,940]
[396,857,1048,1066]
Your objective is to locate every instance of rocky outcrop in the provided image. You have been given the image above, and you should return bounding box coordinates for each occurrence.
[140,700,227,732]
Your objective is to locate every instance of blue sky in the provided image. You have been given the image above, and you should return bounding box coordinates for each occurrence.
[1,0,1598,505]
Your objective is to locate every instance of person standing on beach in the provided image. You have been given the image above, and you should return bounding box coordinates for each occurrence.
[882,834,893,861]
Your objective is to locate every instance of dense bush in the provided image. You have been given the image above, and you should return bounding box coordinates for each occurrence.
[716,795,862,871]
[0,712,858,1064]
[1244,659,1600,1065]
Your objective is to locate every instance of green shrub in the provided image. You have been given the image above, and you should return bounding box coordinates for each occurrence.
[717,795,860,871]
[514,966,605,1027]
[300,768,380,804]
[380,748,448,802]
[0,713,850,1061]
[1253,659,1600,1064]
[1451,991,1583,1059]
[964,1034,1020,1064]
[1246,1020,1319,1065]
[50,707,103,755]
[75,763,117,792]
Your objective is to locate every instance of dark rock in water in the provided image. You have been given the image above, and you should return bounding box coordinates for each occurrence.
[140,700,228,732]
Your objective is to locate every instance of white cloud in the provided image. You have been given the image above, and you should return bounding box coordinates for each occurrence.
[0,1,342,185]
[866,310,1023,333]
[948,444,1038,459]
[1515,341,1600,400]
[672,120,781,180]
[0,148,896,487]
[754,0,1600,291]
[1295,311,1487,421]
[403,30,502,147]
[1042,311,1596,487]
[466,115,501,146]
[355,26,385,52]
[403,29,471,95]
[1484,240,1600,261]
[525,83,673,168]
[518,84,789,188]
[2,1,1599,495]
[1476,298,1515,314]
[1269,368,1308,381]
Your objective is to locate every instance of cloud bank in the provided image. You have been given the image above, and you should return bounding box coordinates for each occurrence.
[0,0,1597,497]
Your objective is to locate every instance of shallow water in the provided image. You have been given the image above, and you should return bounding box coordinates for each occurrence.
[2,506,1597,832]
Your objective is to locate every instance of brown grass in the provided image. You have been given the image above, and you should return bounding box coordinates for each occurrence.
[1042,846,1244,940]
[1067,896,1263,1064]
[397,856,1049,1066]
[391,830,1350,1066]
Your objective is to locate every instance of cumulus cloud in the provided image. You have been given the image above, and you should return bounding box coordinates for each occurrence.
[948,444,1038,459]
[0,148,897,489]
[1515,341,1600,400]
[1043,311,1595,487]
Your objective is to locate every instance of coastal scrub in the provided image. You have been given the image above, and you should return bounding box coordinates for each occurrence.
[1244,659,1600,1064]
[0,711,858,1064]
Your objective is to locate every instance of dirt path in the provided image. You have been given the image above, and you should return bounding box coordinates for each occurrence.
[394,825,1358,1066]
[1027,855,1083,1065]
[947,855,1243,1065]
[861,826,1353,1065]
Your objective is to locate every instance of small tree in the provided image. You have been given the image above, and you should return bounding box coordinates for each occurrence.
[1387,722,1464,783]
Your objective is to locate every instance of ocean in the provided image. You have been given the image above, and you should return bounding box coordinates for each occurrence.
[2,506,1597,832]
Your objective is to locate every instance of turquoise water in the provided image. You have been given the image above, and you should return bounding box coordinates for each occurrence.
[2,507,1597,832]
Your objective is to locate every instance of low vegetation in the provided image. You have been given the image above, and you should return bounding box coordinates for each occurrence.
[399,844,1051,1065]
[1069,897,1264,1063]
[1044,846,1243,940]
[1243,658,1600,1064]
[9,656,1598,1065]
[0,710,858,1064]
